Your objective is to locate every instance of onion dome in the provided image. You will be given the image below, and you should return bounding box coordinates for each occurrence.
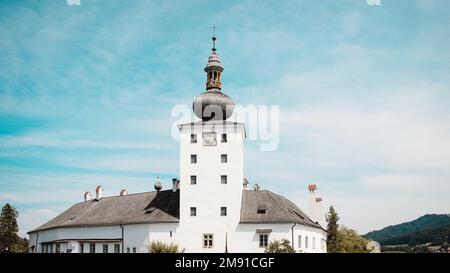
[193,28,235,121]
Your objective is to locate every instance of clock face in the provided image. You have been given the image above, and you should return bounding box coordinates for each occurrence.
[203,132,217,146]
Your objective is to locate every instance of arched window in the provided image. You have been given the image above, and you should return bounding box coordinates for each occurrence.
[214,71,217,80]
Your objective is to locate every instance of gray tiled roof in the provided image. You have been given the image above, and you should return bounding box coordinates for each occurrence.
[29,189,323,233]
[28,190,179,233]
[240,190,323,229]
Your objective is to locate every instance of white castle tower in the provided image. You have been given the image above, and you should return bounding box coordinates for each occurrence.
[176,32,246,252]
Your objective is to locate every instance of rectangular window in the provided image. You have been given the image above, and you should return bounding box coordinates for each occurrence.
[80,243,83,253]
[103,244,108,253]
[298,235,302,248]
[221,175,227,184]
[190,207,197,216]
[203,234,213,248]
[56,243,60,253]
[50,244,53,253]
[191,154,197,164]
[259,234,269,248]
[190,175,197,185]
[305,237,309,249]
[220,207,227,216]
[114,244,120,253]
[313,237,316,249]
[190,134,197,143]
[321,238,325,250]
[90,243,95,253]
[221,133,227,143]
[126,247,130,253]
[221,154,227,163]
[133,247,137,253]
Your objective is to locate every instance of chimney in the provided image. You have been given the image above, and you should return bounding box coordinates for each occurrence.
[243,178,249,190]
[154,177,162,192]
[308,184,317,222]
[84,191,91,201]
[120,189,128,196]
[315,197,322,226]
[172,178,178,192]
[95,185,103,200]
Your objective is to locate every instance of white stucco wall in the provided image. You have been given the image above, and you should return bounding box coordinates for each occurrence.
[177,123,245,253]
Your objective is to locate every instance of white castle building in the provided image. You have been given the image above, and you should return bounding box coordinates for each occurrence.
[28,34,327,253]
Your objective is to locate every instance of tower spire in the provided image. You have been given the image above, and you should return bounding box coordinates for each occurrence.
[212,26,217,52]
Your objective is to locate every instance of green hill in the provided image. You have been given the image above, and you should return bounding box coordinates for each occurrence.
[364,214,450,246]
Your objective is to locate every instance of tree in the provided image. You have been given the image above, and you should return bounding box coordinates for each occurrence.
[335,226,370,253]
[265,239,295,253]
[0,203,20,253]
[326,206,339,253]
[147,240,185,253]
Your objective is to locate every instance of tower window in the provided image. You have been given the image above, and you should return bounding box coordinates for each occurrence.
[221,175,227,184]
[220,207,227,216]
[190,207,197,216]
[214,71,217,80]
[203,234,213,248]
[191,134,197,143]
[221,133,227,143]
[259,234,269,248]
[190,175,197,185]
[191,154,197,164]
[221,154,227,163]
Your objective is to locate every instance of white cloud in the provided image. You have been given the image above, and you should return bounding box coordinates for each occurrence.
[366,0,382,6]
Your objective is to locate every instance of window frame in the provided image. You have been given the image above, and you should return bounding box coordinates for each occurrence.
[221,175,227,184]
[259,233,269,248]
[221,133,227,143]
[221,154,227,163]
[190,175,197,185]
[190,207,197,216]
[102,244,108,253]
[190,154,197,164]
[89,243,95,253]
[220,206,227,216]
[202,233,214,249]
[190,134,197,143]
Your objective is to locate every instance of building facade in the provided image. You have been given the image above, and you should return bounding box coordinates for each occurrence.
[28,34,327,253]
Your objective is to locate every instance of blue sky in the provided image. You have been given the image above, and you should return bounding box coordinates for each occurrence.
[1,0,450,236]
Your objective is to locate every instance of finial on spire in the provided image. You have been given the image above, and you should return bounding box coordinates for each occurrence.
[212,26,217,52]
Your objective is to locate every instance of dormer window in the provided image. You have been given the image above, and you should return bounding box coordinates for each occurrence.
[257,205,266,214]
